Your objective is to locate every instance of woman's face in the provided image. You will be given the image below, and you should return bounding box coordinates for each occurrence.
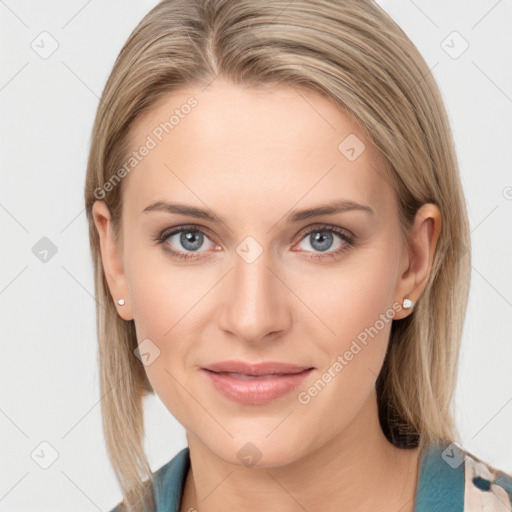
[97,79,417,466]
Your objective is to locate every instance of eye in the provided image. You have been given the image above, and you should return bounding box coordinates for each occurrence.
[153,223,356,261]
[154,225,218,260]
[294,224,356,259]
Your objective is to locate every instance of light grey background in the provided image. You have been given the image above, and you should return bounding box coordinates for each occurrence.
[1,0,511,510]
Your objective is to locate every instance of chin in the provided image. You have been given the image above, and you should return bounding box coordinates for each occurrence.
[202,433,310,469]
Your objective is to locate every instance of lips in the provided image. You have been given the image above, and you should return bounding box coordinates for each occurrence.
[202,360,313,376]
[200,360,315,405]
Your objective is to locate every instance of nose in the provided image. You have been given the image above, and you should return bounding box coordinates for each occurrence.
[217,245,292,345]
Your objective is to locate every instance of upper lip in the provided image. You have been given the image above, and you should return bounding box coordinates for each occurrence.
[202,360,314,376]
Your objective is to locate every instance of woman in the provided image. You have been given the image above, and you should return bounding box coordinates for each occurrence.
[84,0,512,511]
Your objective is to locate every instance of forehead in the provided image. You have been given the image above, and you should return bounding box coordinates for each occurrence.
[122,79,394,220]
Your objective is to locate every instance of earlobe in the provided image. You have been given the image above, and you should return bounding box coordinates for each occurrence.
[91,201,134,321]
[394,203,441,320]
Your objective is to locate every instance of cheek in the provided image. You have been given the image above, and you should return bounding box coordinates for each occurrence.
[295,239,400,343]
[129,274,176,341]
[126,265,197,419]
[123,239,219,412]
[122,240,185,373]
[124,233,190,337]
[292,241,400,398]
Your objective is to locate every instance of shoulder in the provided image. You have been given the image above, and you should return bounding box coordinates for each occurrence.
[415,440,512,511]
[462,444,512,510]
[107,447,191,512]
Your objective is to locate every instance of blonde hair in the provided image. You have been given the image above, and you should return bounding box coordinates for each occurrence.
[84,0,471,510]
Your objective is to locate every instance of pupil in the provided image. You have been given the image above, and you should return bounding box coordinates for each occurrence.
[312,231,332,252]
[181,231,203,251]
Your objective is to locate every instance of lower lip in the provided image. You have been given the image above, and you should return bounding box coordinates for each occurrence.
[201,368,314,405]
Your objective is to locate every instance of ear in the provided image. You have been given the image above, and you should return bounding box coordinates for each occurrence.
[393,203,441,320]
[91,201,134,321]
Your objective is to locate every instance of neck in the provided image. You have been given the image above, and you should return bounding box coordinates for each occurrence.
[181,389,421,512]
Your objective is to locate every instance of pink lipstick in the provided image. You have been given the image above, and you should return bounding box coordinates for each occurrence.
[201,360,314,405]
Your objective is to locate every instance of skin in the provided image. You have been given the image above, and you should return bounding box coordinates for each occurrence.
[93,78,441,512]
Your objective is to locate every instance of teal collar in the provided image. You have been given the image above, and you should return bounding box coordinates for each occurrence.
[152,447,190,511]
[414,441,465,511]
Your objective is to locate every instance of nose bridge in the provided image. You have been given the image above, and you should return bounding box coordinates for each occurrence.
[218,237,290,342]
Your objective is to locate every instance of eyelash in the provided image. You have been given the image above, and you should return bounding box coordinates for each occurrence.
[153,224,356,261]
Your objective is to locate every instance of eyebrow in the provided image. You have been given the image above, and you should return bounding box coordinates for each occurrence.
[141,199,374,223]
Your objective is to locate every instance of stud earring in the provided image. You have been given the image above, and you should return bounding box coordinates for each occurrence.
[402,297,414,309]
[117,299,125,306]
